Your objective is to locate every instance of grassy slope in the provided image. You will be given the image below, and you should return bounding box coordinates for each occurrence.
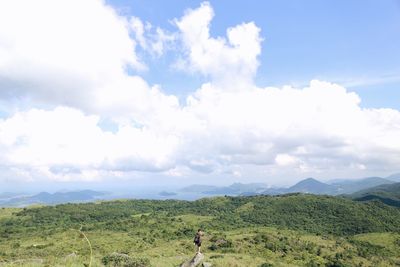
[0,194,400,266]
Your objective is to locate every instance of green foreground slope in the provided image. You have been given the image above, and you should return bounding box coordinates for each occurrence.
[0,194,399,266]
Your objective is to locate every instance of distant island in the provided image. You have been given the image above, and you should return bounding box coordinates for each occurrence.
[158,191,177,197]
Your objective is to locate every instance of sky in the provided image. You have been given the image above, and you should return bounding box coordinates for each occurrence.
[0,0,400,191]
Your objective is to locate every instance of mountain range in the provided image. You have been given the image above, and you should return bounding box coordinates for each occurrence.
[272,176,395,195]
[181,175,397,197]
[0,190,107,207]
[1,174,399,207]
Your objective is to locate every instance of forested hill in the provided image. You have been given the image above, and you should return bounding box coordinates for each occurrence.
[348,182,400,207]
[4,194,400,236]
[1,194,400,266]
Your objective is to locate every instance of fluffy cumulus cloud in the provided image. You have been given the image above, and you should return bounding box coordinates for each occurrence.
[0,0,141,106]
[0,1,399,184]
[0,107,179,181]
[175,2,261,87]
[183,81,400,175]
[0,0,178,119]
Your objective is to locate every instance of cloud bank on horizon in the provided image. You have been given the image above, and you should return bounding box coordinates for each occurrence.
[0,0,399,185]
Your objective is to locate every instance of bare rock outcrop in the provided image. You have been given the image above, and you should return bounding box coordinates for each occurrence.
[180,252,205,267]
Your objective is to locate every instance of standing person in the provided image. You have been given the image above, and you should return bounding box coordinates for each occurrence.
[193,229,204,254]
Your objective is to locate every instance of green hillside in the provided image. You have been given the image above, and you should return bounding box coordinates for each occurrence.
[0,194,400,266]
[348,182,400,208]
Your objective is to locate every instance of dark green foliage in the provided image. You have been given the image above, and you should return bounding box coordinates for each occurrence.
[245,231,323,259]
[349,240,390,258]
[354,195,400,207]
[325,259,350,267]
[208,236,233,251]
[209,254,224,259]
[347,182,400,208]
[1,194,400,239]
[0,193,399,266]
[230,194,400,235]
[102,252,150,267]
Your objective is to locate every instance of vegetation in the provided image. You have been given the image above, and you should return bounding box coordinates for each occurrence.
[0,193,399,266]
[348,182,400,208]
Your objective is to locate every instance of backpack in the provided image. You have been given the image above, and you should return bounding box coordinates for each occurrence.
[194,233,200,244]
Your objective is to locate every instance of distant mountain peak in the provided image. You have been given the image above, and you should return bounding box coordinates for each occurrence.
[292,178,328,187]
[297,177,320,183]
[288,178,335,194]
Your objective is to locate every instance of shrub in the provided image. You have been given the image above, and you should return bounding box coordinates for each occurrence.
[208,238,233,251]
[102,252,150,267]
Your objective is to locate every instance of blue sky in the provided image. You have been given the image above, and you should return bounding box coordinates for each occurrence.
[108,0,400,108]
[0,0,400,191]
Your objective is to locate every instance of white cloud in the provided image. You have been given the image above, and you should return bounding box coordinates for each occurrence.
[175,2,262,87]
[1,77,400,184]
[0,107,180,181]
[0,1,399,185]
[275,154,299,166]
[130,16,175,57]
[0,0,180,122]
[0,0,147,110]
[130,17,148,50]
[182,80,400,175]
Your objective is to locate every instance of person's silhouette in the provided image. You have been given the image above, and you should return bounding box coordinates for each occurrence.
[193,229,204,254]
